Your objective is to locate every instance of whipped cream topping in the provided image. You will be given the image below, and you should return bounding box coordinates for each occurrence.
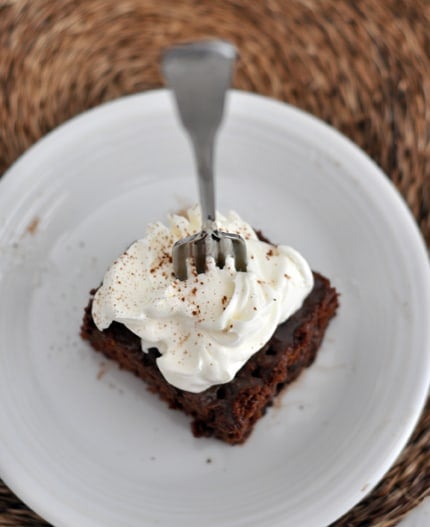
[92,207,314,393]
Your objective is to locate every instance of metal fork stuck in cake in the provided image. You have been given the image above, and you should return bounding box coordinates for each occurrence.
[162,40,248,281]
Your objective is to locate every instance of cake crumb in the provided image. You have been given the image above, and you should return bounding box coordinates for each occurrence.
[26,216,40,235]
[97,361,109,380]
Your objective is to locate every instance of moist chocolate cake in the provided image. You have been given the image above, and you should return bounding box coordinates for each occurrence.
[81,271,338,445]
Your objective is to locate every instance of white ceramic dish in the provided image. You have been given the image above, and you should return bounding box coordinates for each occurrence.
[0,91,429,527]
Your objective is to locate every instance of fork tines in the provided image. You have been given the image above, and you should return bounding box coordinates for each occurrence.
[173,230,247,281]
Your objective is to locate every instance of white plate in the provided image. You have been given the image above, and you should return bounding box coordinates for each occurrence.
[0,90,429,527]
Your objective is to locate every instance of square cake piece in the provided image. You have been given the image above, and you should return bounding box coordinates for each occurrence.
[81,271,338,445]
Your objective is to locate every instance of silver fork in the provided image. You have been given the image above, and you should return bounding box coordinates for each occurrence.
[162,40,247,281]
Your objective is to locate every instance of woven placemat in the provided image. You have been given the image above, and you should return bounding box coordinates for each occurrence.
[0,1,429,525]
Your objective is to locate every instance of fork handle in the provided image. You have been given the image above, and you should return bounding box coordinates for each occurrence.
[162,40,236,230]
[192,136,216,228]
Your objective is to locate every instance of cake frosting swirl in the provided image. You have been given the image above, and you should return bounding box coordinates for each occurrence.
[92,207,314,393]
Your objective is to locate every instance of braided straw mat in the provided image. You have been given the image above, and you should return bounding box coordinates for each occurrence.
[0,0,429,525]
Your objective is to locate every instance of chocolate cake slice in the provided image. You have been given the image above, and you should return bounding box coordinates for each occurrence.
[81,271,338,445]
